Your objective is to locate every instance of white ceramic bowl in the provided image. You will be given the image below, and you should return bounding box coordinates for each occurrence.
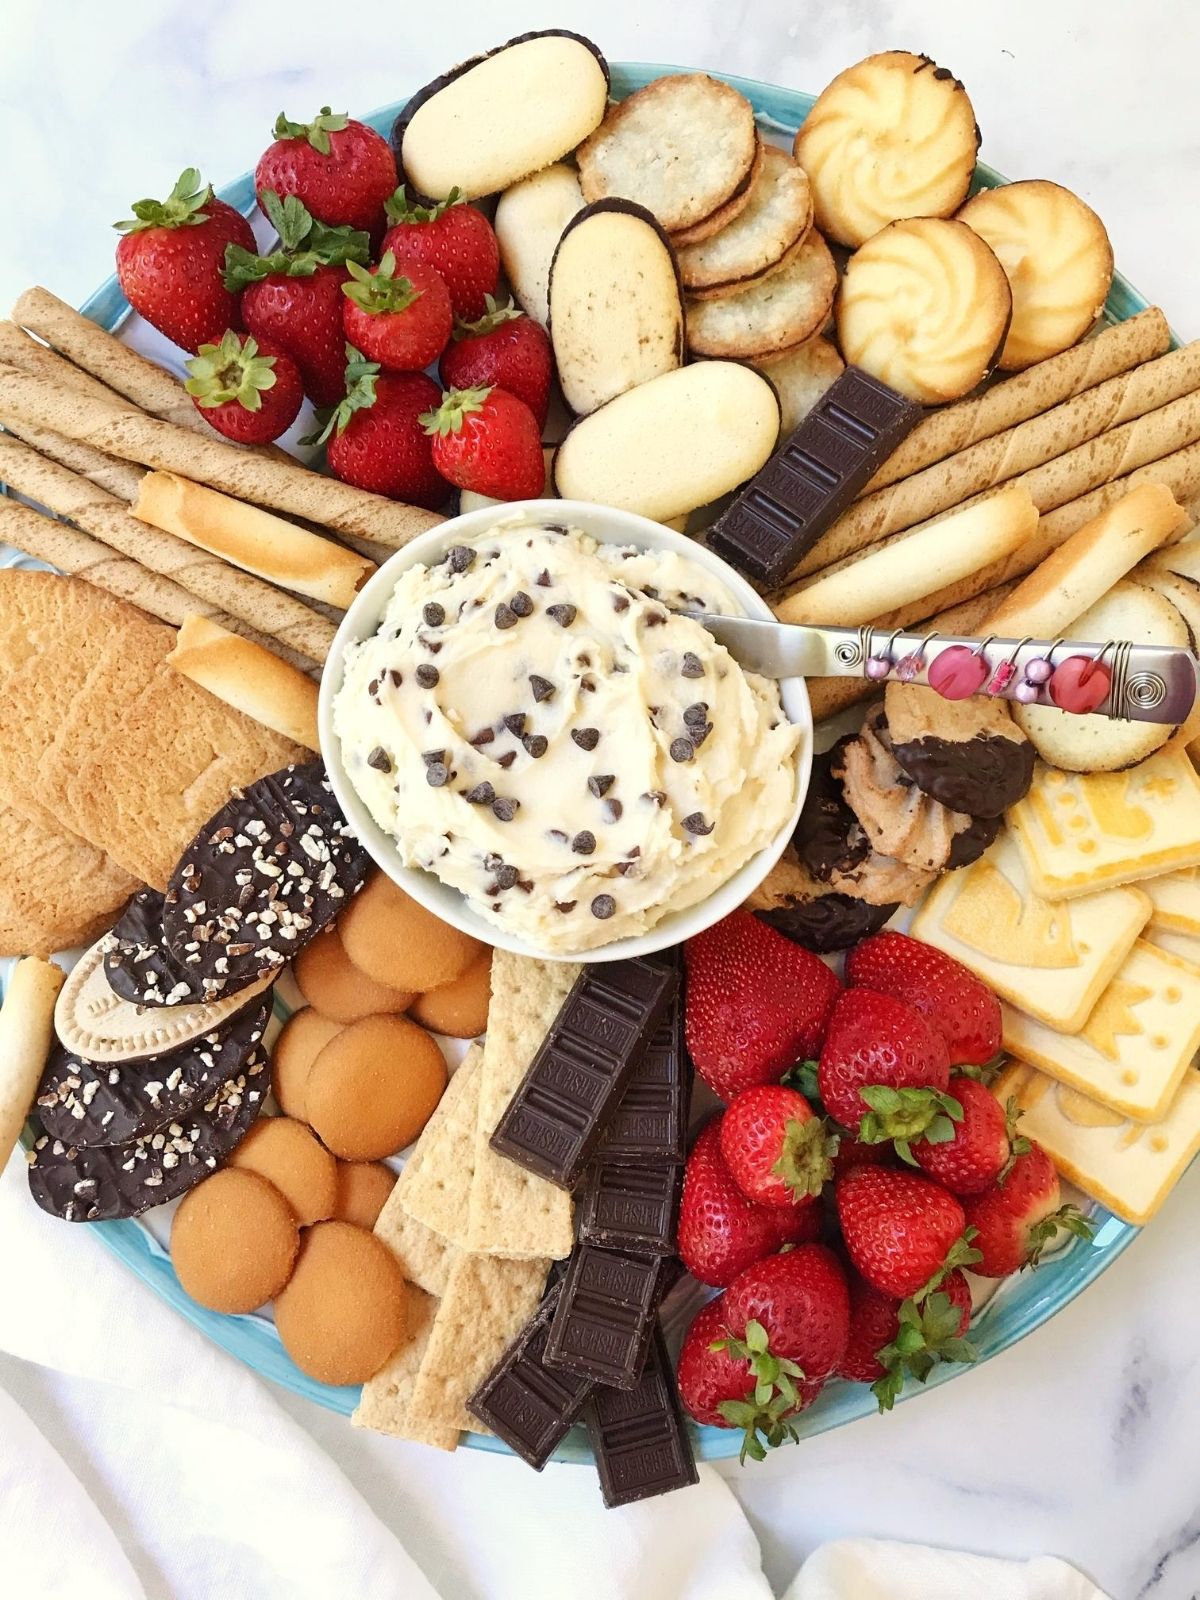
[318,499,812,962]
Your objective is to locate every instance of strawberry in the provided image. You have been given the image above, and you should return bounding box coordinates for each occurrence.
[818,988,957,1152]
[440,297,552,429]
[677,1298,752,1428]
[114,168,255,353]
[256,108,396,236]
[831,1131,894,1182]
[678,1118,819,1289]
[341,251,453,372]
[420,386,545,501]
[382,187,500,321]
[843,1269,976,1412]
[912,1079,1025,1195]
[684,911,841,1103]
[229,190,371,406]
[718,1085,835,1209]
[961,1142,1093,1277]
[837,1274,902,1383]
[835,1164,979,1299]
[184,330,303,444]
[309,348,446,508]
[846,931,1002,1067]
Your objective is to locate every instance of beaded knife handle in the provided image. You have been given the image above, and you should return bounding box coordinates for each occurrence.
[698,617,1200,725]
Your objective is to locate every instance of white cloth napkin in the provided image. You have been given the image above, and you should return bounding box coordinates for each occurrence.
[0,1154,1108,1600]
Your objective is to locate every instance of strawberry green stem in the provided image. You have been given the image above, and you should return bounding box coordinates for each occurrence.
[771,1116,836,1200]
[453,295,524,341]
[272,106,349,155]
[301,344,379,446]
[341,251,422,316]
[184,332,276,413]
[420,386,493,438]
[114,168,212,234]
[384,185,464,225]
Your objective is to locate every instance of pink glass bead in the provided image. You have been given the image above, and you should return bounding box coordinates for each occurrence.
[894,654,923,683]
[1013,681,1040,704]
[987,660,1017,695]
[1023,657,1053,686]
[927,644,990,701]
[865,655,892,680]
[1048,654,1112,714]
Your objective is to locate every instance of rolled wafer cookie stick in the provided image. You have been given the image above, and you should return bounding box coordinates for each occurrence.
[0,956,65,1169]
[167,615,320,750]
[862,308,1171,492]
[0,319,136,408]
[0,363,444,553]
[0,497,318,676]
[0,435,335,663]
[792,343,1200,578]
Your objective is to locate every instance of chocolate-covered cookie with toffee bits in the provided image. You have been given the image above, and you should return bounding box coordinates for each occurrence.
[102,888,211,1007]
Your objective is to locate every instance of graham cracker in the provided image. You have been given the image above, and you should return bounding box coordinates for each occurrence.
[0,799,137,958]
[1142,866,1200,938]
[996,1060,1200,1226]
[352,1286,450,1443]
[911,831,1152,1031]
[373,1182,457,1297]
[394,1043,483,1247]
[1008,751,1200,900]
[465,951,577,1259]
[1002,938,1200,1121]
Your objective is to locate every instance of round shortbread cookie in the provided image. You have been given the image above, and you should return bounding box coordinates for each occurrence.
[795,50,980,249]
[752,336,845,437]
[171,1168,299,1314]
[338,872,485,993]
[271,1008,342,1121]
[228,1115,337,1227]
[333,1161,396,1230]
[293,925,414,1024]
[837,217,1011,403]
[305,1013,448,1161]
[958,179,1114,371]
[409,950,493,1038]
[667,139,764,248]
[494,163,585,328]
[576,73,758,235]
[685,230,837,358]
[275,1220,407,1386]
[678,146,813,294]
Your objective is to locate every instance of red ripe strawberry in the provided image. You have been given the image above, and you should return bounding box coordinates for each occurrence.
[312,351,446,508]
[256,108,396,236]
[846,931,1002,1067]
[684,911,841,1103]
[838,1274,902,1383]
[184,330,303,444]
[676,1298,752,1429]
[229,189,371,406]
[912,1079,1025,1195]
[382,187,500,321]
[440,297,552,429]
[831,1132,893,1182]
[835,1164,978,1299]
[420,386,545,501]
[718,1085,834,1209]
[341,252,453,372]
[818,988,956,1152]
[678,1118,819,1289]
[961,1142,1093,1277]
[839,1271,975,1409]
[114,169,255,353]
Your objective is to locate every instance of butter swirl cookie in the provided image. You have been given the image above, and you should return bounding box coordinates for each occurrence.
[958,179,1114,370]
[795,51,980,248]
[837,217,1011,403]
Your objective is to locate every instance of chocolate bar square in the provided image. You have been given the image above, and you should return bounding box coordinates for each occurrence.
[586,1323,699,1508]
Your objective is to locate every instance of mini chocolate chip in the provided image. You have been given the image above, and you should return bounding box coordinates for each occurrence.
[484,852,504,871]
[692,722,713,749]
[547,604,577,627]
[626,845,642,858]
[466,782,496,805]
[581,676,596,693]
[591,894,616,920]
[683,812,714,835]
[643,789,667,806]
[545,523,568,535]
[367,677,379,697]
[496,751,517,770]
[548,828,569,843]
[612,593,630,613]
[670,738,694,763]
[645,610,667,628]
[681,652,704,679]
[503,712,527,736]
[494,864,519,890]
[683,702,709,727]
[578,652,593,668]
[603,799,623,823]
[510,591,534,617]
[388,669,403,687]
[495,603,518,630]
[366,747,392,773]
[529,674,555,703]
[422,637,443,654]
[571,727,600,751]
[616,861,636,875]
[423,708,432,724]
[415,664,439,688]
[425,762,449,788]
[469,728,495,747]
[523,734,549,758]
[588,774,615,797]
[422,749,447,765]
[644,585,660,599]
[422,602,445,626]
[447,545,474,572]
[492,797,520,822]
[536,568,553,586]
[555,900,577,914]
[517,879,534,894]
[571,830,596,855]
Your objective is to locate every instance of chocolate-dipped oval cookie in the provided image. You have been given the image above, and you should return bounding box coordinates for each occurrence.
[163,762,370,990]
[103,889,210,1007]
[759,893,897,954]
[885,683,1035,817]
[35,992,273,1150]
[794,742,871,883]
[27,1046,269,1223]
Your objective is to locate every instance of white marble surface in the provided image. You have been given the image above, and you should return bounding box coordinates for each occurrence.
[2,0,1200,1594]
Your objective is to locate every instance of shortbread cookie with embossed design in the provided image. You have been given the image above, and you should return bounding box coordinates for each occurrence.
[1141,867,1200,938]
[1001,939,1200,1122]
[1007,749,1200,900]
[995,1060,1200,1226]
[911,832,1151,1032]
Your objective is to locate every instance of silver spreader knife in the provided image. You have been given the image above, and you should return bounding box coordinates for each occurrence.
[698,616,1199,726]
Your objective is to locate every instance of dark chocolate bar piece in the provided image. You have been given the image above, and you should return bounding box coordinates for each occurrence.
[594,987,690,1163]
[586,1323,699,1508]
[466,1279,594,1469]
[578,1159,683,1258]
[544,1242,665,1390]
[707,367,922,587]
[489,953,679,1190]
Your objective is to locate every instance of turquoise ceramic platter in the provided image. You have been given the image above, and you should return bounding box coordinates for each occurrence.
[4,61,1162,1464]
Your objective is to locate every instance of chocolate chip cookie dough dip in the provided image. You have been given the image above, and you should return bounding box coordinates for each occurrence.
[332,519,800,952]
